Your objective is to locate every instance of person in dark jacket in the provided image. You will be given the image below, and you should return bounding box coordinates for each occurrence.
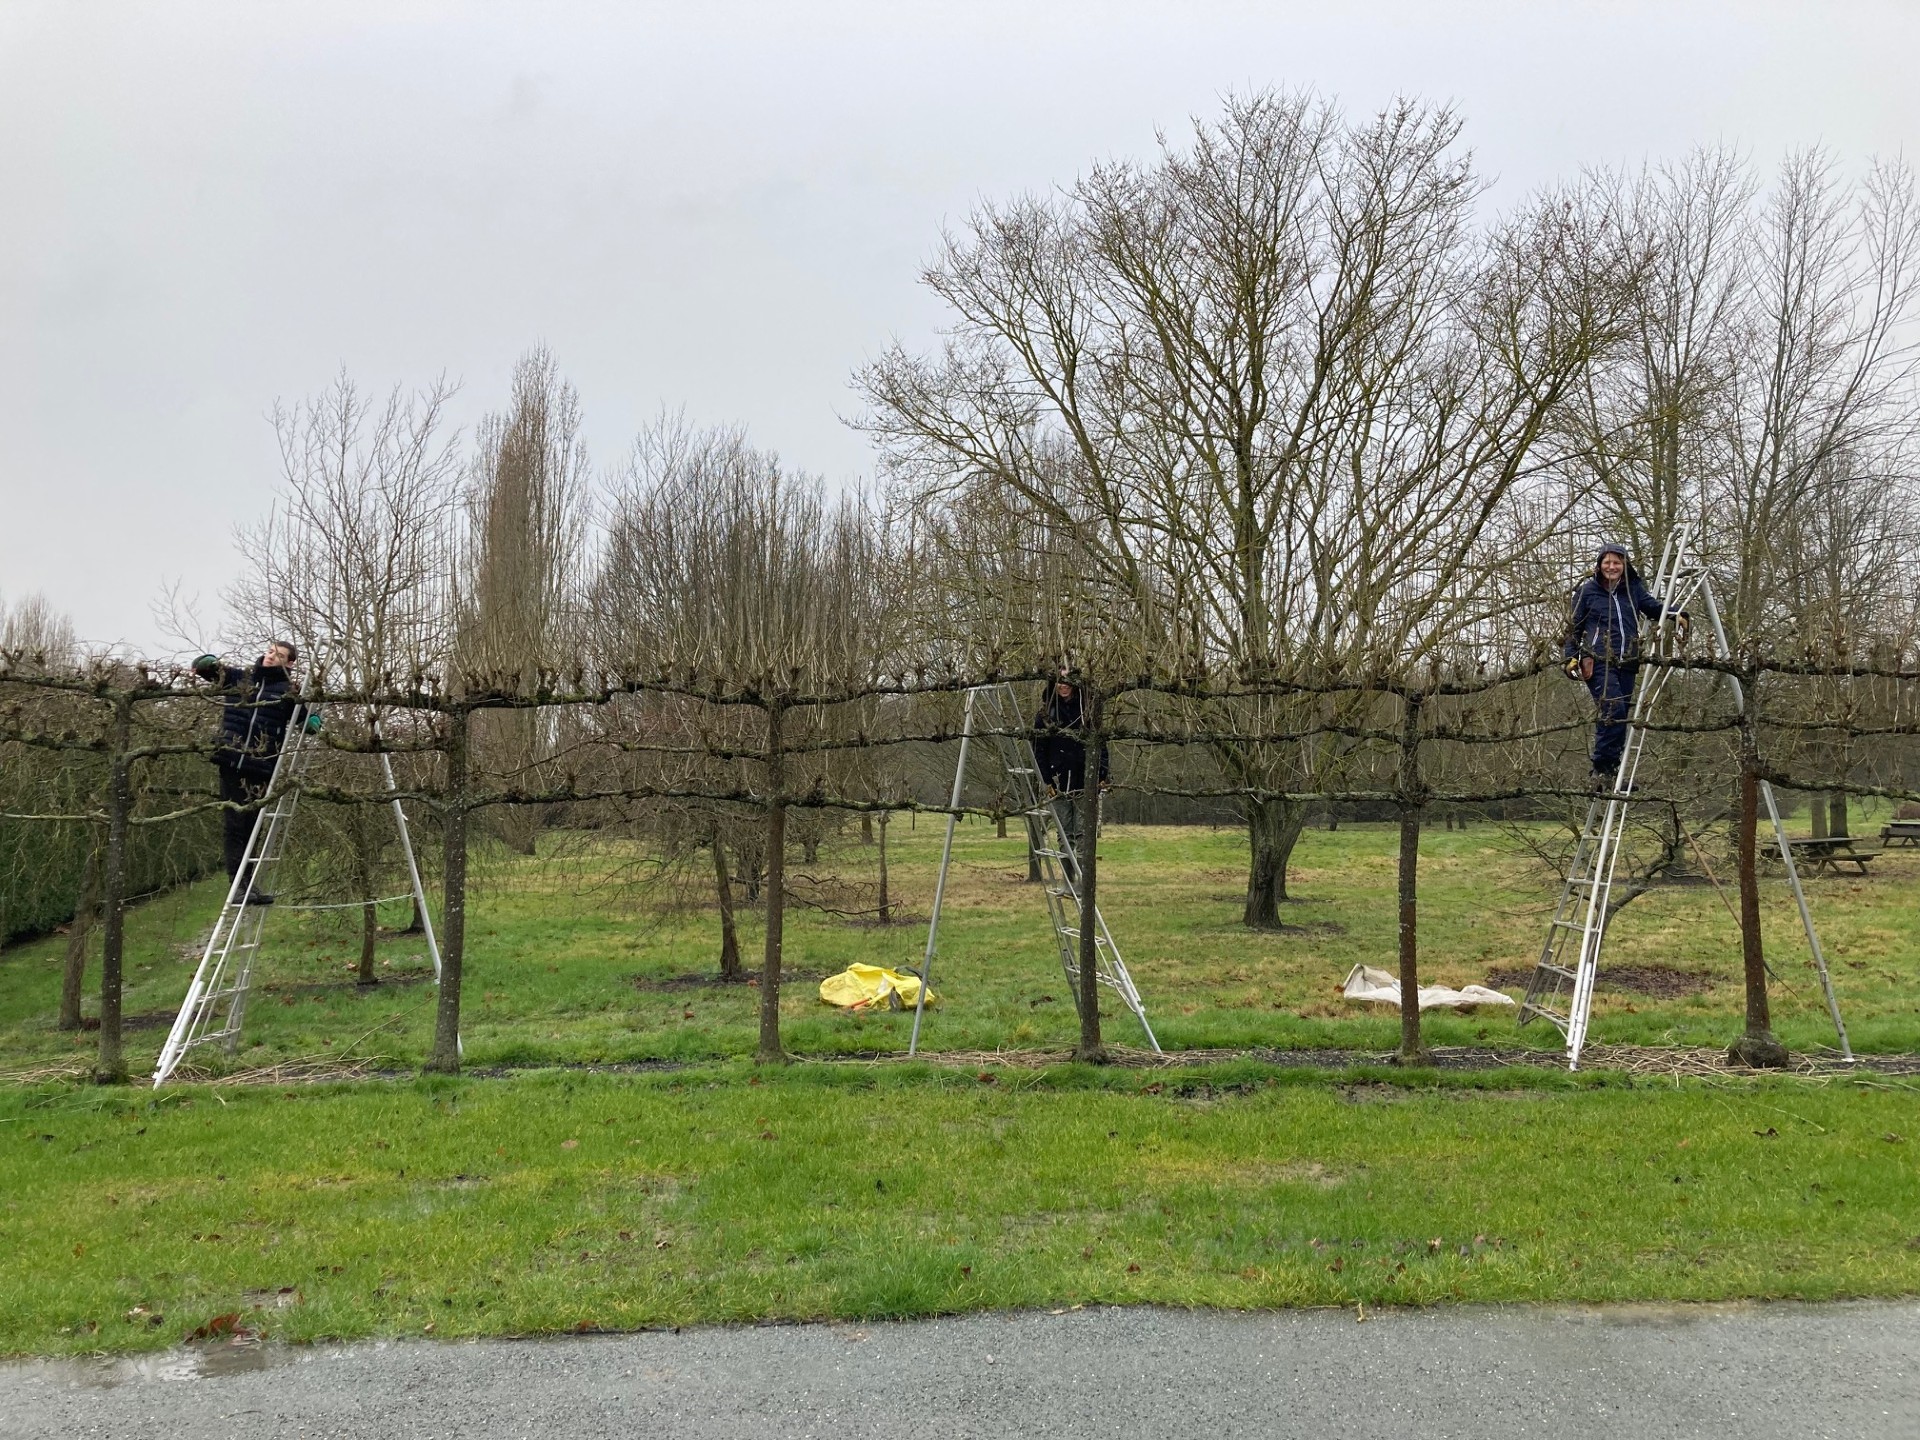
[192,642,302,903]
[1561,544,1686,787]
[1032,671,1108,880]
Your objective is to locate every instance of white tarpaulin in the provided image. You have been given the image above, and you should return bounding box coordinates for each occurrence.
[1341,964,1517,1011]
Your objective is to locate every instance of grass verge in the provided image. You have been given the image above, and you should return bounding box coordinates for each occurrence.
[4,1063,1917,1356]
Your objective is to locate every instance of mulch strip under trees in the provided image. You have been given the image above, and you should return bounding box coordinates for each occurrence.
[11,1043,1909,1091]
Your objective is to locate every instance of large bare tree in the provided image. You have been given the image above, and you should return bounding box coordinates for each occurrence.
[863,90,1639,929]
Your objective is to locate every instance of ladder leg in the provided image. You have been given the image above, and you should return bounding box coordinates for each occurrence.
[911,691,975,1055]
[1760,779,1853,1060]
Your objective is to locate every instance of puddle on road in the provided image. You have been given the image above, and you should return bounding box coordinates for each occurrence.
[28,1339,300,1389]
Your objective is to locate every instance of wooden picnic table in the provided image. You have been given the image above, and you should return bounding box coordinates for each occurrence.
[1880,819,1920,847]
[1779,836,1879,876]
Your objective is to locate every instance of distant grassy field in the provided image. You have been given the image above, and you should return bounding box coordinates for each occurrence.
[2,813,1915,1077]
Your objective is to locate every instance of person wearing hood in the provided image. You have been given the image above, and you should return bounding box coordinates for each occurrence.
[191,642,302,904]
[1032,670,1109,881]
[1562,544,1687,787]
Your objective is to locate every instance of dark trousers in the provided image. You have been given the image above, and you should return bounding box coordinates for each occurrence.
[1050,794,1084,882]
[217,765,266,884]
[1585,662,1636,775]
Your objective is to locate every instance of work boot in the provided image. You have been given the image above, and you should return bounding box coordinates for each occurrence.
[242,889,275,907]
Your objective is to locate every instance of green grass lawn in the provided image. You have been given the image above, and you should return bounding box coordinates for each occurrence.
[3,819,1917,1355]
[3,1063,1916,1355]
[2,814,1915,1077]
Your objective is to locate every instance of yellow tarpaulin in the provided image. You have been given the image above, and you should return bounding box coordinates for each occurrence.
[819,964,933,1010]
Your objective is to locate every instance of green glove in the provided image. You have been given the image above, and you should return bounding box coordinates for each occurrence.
[303,712,324,735]
[192,654,221,680]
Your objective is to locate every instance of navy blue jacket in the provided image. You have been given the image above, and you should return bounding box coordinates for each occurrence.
[1032,688,1110,795]
[206,662,299,779]
[1562,570,1670,665]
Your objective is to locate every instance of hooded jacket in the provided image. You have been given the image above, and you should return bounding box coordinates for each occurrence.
[1032,685,1110,794]
[1561,547,1672,666]
[206,661,300,779]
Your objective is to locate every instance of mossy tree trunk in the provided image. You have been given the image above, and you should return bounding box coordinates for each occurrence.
[1242,795,1308,928]
[711,833,742,981]
[757,701,789,1065]
[1729,725,1788,1068]
[1074,687,1107,1063]
[350,807,379,985]
[426,706,470,1074]
[59,837,101,1031]
[93,693,133,1084]
[1395,691,1431,1064]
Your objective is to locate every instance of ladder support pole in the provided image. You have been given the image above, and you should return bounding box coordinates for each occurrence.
[910,690,975,1055]
[381,750,443,983]
[1759,778,1854,1060]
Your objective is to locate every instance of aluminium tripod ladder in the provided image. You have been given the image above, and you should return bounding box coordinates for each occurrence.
[910,683,1159,1054]
[153,703,444,1085]
[1519,526,1852,1069]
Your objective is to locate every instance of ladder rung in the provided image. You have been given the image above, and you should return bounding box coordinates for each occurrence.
[1533,962,1578,982]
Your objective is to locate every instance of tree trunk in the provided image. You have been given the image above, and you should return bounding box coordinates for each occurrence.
[352,813,379,985]
[711,834,742,981]
[860,813,873,844]
[1242,795,1307,928]
[358,895,379,985]
[757,703,788,1064]
[1397,807,1425,1062]
[876,809,891,924]
[94,693,134,1084]
[1074,689,1107,1063]
[1808,793,1828,839]
[802,835,820,865]
[1729,734,1788,1068]
[1827,791,1849,838]
[426,707,469,1073]
[59,838,101,1031]
[1026,820,1042,883]
[995,811,1008,839]
[1395,693,1429,1063]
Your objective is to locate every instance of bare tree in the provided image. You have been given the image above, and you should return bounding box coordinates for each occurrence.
[595,420,897,1062]
[864,90,1639,937]
[457,347,590,854]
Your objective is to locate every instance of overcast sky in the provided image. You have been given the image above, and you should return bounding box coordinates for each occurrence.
[4,0,1918,651]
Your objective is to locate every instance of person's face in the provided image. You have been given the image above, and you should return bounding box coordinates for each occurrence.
[263,643,292,668]
[1600,554,1625,585]
[1055,679,1074,699]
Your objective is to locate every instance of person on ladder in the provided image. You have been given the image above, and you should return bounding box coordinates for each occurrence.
[191,642,302,905]
[1562,543,1687,789]
[1032,669,1108,882]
